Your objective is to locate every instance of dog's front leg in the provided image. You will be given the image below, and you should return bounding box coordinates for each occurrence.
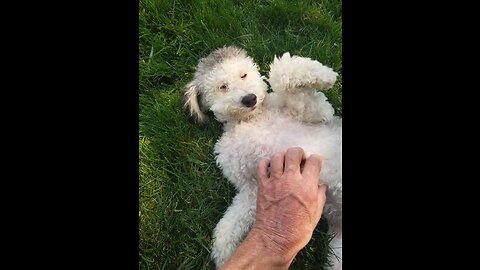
[211,186,257,268]
[266,90,336,123]
[266,53,338,123]
[268,52,338,93]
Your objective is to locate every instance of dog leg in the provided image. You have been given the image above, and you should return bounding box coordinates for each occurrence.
[266,53,338,123]
[211,186,257,268]
[267,52,337,94]
[323,189,342,270]
[266,90,335,123]
[327,231,342,270]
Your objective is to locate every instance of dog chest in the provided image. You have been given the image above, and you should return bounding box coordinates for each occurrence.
[214,123,274,188]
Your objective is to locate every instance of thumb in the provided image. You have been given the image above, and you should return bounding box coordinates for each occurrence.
[317,184,328,206]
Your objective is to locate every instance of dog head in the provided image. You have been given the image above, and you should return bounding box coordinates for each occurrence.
[182,46,268,124]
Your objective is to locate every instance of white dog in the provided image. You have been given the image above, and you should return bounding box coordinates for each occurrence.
[182,46,342,269]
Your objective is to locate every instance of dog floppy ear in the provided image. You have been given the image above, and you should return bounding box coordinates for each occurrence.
[182,81,208,124]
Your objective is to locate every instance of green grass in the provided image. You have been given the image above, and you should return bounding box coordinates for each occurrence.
[139,0,342,269]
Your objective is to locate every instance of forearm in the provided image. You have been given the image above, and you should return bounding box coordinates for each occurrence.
[219,228,298,270]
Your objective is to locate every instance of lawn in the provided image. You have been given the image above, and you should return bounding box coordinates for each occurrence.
[139,0,342,269]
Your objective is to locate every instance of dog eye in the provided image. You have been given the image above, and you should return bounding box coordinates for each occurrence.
[241,74,247,79]
[220,84,228,90]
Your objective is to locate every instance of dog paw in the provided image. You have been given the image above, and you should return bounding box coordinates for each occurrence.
[211,239,236,268]
[267,52,338,93]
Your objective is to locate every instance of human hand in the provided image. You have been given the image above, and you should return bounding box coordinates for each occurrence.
[252,147,328,264]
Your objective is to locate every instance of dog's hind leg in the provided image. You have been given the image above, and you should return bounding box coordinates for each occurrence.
[324,189,342,269]
[328,231,342,270]
[211,186,257,268]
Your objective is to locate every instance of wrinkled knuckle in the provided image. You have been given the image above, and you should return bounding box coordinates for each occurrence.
[285,166,298,176]
[258,181,269,192]
[272,171,284,179]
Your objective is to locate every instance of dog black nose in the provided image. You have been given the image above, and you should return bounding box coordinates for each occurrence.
[241,94,257,107]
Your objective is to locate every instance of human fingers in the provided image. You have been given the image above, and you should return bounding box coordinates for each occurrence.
[257,158,270,184]
[314,184,328,222]
[302,154,323,181]
[317,184,328,206]
[269,151,286,179]
[284,147,305,174]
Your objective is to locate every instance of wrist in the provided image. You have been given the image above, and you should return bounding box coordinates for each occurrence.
[248,227,299,267]
[219,227,297,270]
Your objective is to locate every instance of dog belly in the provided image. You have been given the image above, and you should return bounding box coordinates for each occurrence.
[215,114,341,191]
[215,114,342,235]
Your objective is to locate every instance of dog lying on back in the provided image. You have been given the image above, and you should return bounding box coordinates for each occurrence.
[182,46,342,269]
